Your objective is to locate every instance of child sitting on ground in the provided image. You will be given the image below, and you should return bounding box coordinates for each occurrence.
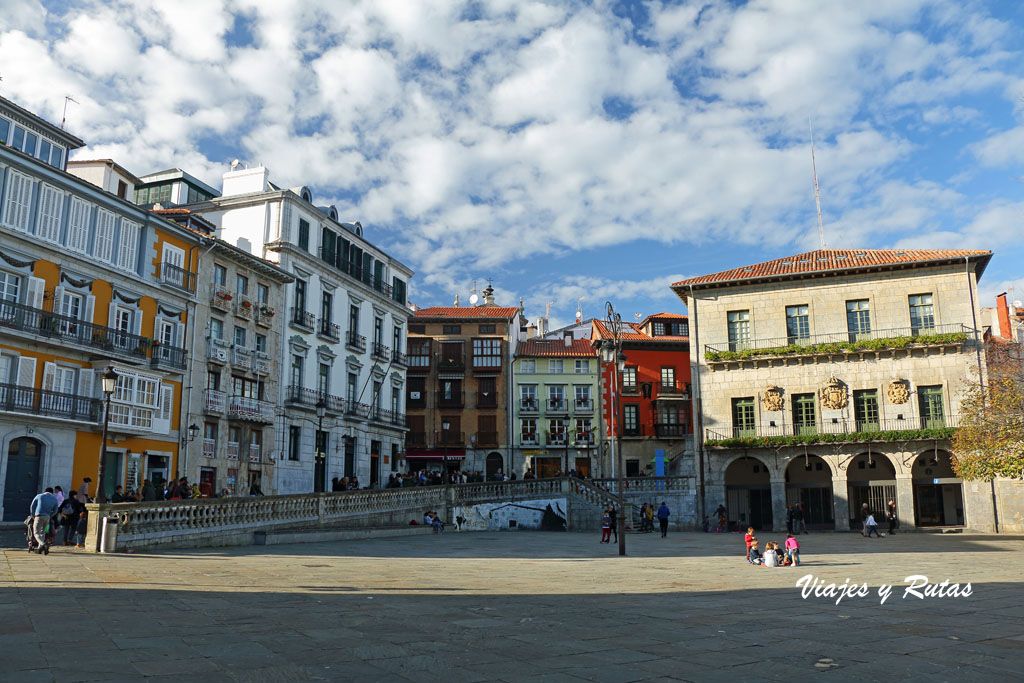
[763,541,779,567]
[747,539,764,565]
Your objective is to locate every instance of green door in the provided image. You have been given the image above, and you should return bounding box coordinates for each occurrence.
[732,397,756,438]
[854,390,879,432]
[792,394,817,435]
[918,386,945,429]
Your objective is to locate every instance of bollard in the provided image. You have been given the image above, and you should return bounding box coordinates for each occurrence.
[99,516,119,553]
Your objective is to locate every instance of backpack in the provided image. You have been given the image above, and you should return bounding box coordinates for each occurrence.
[60,501,76,517]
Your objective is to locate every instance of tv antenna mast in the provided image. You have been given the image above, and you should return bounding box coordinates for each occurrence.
[62,96,79,130]
[810,120,826,249]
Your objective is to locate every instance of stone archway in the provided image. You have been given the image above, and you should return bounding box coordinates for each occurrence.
[785,454,834,529]
[724,456,772,531]
[846,452,897,529]
[485,452,504,479]
[911,449,964,526]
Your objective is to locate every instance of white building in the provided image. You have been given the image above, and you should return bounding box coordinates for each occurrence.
[191,166,412,492]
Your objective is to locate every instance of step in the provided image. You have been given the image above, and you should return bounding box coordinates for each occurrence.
[254,524,437,546]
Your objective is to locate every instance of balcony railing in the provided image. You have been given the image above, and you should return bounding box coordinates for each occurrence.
[520,398,539,413]
[0,300,151,359]
[204,388,226,413]
[211,286,232,312]
[658,383,685,395]
[0,383,100,423]
[226,441,240,460]
[255,306,275,327]
[392,351,408,366]
[202,438,215,458]
[232,346,252,370]
[574,432,594,446]
[372,343,390,361]
[574,398,593,412]
[156,262,196,293]
[521,433,538,446]
[347,332,367,352]
[547,398,567,413]
[706,414,961,442]
[290,308,315,331]
[705,323,970,361]
[437,391,465,408]
[654,423,688,438]
[477,393,497,408]
[248,445,261,463]
[546,431,567,446]
[476,431,498,446]
[235,296,253,320]
[151,344,187,370]
[439,431,465,446]
[319,319,340,341]
[227,396,274,423]
[371,275,393,298]
[346,402,371,419]
[285,386,348,413]
[438,355,465,371]
[406,432,428,447]
[622,424,646,437]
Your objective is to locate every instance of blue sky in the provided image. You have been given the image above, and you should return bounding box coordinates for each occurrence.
[3,0,1024,327]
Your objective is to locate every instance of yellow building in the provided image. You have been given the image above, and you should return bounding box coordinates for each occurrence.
[0,97,201,518]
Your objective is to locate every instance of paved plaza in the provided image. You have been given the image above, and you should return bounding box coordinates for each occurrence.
[1,528,1023,682]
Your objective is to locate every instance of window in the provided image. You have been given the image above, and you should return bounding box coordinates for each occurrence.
[37,184,64,243]
[409,324,425,334]
[66,198,90,253]
[290,355,304,387]
[204,422,217,442]
[231,375,263,399]
[909,294,934,334]
[521,419,537,443]
[520,385,537,407]
[576,418,592,441]
[786,305,810,344]
[393,277,407,305]
[727,310,751,351]
[294,280,306,312]
[93,209,115,262]
[157,319,176,347]
[792,393,817,435]
[548,359,564,374]
[257,283,269,305]
[321,227,336,264]
[846,299,871,342]
[254,333,267,353]
[250,429,263,457]
[548,385,565,407]
[479,324,496,334]
[732,397,755,438]
[349,304,359,334]
[108,369,164,430]
[233,326,247,348]
[298,219,309,250]
[659,404,681,425]
[393,325,402,353]
[0,271,20,304]
[653,322,665,335]
[854,390,879,431]
[621,367,637,392]
[574,385,591,407]
[660,367,676,391]
[236,274,249,295]
[117,220,140,271]
[321,291,333,323]
[918,385,945,428]
[547,418,567,443]
[574,359,589,373]
[519,359,536,374]
[623,404,639,434]
[477,376,496,407]
[206,371,220,390]
[408,338,431,367]
[2,169,33,232]
[374,317,383,344]
[347,372,357,403]
[443,324,461,335]
[288,426,301,461]
[318,363,330,395]
[213,264,227,286]
[210,318,224,340]
[472,338,501,367]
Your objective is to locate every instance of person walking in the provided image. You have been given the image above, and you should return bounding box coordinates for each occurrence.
[29,488,59,554]
[656,501,670,538]
[793,504,807,534]
[600,510,612,543]
[608,505,618,542]
[864,512,882,538]
[886,500,898,535]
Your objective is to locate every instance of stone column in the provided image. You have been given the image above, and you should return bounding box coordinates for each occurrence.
[770,479,787,532]
[895,474,916,531]
[832,476,850,531]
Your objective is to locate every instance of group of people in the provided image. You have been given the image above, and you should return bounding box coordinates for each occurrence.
[331,476,362,491]
[600,501,671,542]
[785,504,809,534]
[745,527,801,567]
[28,480,94,552]
[422,511,445,533]
[860,500,898,537]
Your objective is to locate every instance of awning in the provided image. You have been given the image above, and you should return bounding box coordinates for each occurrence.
[403,449,466,461]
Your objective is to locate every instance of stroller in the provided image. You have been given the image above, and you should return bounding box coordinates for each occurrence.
[25,515,57,554]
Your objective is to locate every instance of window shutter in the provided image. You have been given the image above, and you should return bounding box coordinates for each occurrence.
[83,295,95,324]
[26,276,44,310]
[16,356,37,387]
[3,171,23,228]
[153,384,174,434]
[78,366,94,399]
[68,198,89,252]
[132,309,143,337]
[118,220,139,271]
[18,173,33,230]
[281,203,292,241]
[41,361,56,392]
[108,301,117,329]
[176,322,185,348]
[52,285,65,315]
[95,210,114,262]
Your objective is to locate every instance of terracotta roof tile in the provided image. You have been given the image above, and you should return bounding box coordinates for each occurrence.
[413,306,520,320]
[592,320,688,343]
[518,339,596,357]
[672,249,993,289]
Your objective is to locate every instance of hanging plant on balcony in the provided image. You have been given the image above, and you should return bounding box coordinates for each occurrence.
[259,305,275,316]
[240,300,252,308]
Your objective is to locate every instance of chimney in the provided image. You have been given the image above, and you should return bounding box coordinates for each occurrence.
[526,322,537,338]
[564,332,572,347]
[997,293,1012,339]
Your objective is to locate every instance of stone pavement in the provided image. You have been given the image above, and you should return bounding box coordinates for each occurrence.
[1,528,1023,682]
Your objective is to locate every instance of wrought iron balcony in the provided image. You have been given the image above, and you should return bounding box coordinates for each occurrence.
[476,431,499,446]
[574,398,593,412]
[227,396,274,423]
[318,319,340,341]
[439,431,464,446]
[156,262,196,293]
[372,343,390,361]
[521,433,538,446]
[545,430,567,446]
[0,299,151,359]
[437,390,464,408]
[202,438,215,458]
[519,398,539,413]
[406,431,428,447]
[438,355,465,371]
[151,344,187,370]
[654,423,688,438]
[346,331,367,352]
[477,393,497,408]
[284,385,347,413]
[290,308,315,331]
[203,388,226,413]
[0,383,100,423]
[546,397,568,413]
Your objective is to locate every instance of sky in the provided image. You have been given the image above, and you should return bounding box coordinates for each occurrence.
[2,0,1023,328]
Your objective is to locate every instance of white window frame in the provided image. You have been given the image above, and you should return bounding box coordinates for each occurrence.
[2,169,34,232]
[519,359,536,374]
[66,197,90,253]
[37,183,64,243]
[548,359,564,374]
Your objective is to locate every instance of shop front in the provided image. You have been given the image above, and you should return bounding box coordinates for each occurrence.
[404,448,466,472]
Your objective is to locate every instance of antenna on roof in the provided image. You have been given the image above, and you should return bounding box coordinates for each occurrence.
[575,296,583,323]
[809,119,827,249]
[61,96,79,130]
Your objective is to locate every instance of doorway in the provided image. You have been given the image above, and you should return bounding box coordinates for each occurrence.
[911,450,963,526]
[846,453,896,529]
[199,467,216,497]
[533,456,558,479]
[101,450,123,501]
[574,457,591,477]
[486,452,504,479]
[3,437,42,521]
[724,456,772,531]
[785,455,834,529]
[370,440,381,488]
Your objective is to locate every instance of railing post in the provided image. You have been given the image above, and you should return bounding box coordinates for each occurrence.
[317,493,326,525]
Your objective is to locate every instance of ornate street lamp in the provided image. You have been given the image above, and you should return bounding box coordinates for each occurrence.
[441,418,451,470]
[602,302,628,556]
[315,399,327,492]
[97,366,118,504]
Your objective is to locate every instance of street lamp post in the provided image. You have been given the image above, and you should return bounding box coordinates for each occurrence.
[441,418,451,471]
[601,302,628,556]
[315,399,326,492]
[97,366,118,504]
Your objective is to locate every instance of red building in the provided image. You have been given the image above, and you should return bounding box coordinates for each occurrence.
[592,313,692,476]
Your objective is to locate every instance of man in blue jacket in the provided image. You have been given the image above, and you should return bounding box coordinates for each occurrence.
[29,487,59,552]
[657,501,671,538]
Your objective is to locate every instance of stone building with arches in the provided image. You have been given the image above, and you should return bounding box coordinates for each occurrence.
[674,249,993,532]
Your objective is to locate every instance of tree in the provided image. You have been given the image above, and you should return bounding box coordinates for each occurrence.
[952,340,1024,480]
